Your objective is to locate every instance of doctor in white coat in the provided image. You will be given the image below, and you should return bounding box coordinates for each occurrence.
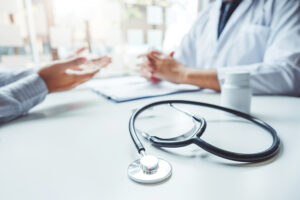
[140,0,300,95]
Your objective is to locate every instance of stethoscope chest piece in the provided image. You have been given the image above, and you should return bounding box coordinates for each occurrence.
[127,155,172,184]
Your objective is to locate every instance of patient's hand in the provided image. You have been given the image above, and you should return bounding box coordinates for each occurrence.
[38,56,111,93]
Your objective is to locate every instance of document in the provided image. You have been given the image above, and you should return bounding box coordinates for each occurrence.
[86,76,201,103]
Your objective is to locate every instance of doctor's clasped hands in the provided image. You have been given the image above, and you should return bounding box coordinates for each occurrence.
[140,51,221,91]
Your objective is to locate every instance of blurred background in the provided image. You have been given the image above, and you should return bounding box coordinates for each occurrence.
[0,0,214,76]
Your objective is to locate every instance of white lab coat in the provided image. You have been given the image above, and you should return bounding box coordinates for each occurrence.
[175,0,300,96]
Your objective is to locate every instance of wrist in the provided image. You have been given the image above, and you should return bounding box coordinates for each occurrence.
[179,65,190,84]
[38,69,52,93]
[183,68,220,91]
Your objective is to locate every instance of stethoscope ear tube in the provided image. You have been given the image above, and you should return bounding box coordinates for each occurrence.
[129,100,281,163]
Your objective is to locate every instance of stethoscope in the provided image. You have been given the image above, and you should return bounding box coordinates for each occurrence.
[127,100,280,184]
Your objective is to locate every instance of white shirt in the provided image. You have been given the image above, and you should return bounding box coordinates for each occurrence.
[175,0,300,96]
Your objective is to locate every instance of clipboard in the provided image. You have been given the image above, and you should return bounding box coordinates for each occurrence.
[86,76,201,103]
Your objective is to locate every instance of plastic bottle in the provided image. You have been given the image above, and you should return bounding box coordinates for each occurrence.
[221,72,252,114]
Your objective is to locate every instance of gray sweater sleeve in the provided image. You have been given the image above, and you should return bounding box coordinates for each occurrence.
[0,69,35,87]
[0,73,48,124]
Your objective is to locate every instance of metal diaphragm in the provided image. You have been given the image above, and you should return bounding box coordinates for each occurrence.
[127,156,172,184]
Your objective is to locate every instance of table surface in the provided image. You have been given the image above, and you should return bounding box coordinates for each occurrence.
[0,88,299,200]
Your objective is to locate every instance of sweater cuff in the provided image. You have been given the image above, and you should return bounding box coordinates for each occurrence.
[11,73,49,113]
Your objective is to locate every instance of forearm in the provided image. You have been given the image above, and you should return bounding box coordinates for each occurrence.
[0,74,48,124]
[181,68,221,91]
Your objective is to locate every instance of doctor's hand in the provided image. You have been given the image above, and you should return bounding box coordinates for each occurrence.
[38,56,112,93]
[139,62,160,83]
[141,51,188,84]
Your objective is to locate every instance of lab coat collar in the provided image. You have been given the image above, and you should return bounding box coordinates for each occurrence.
[212,0,253,42]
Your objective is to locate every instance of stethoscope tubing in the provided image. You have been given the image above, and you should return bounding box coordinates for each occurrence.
[129,100,280,163]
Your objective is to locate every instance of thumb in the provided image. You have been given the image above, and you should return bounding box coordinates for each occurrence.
[75,47,88,56]
[62,57,87,69]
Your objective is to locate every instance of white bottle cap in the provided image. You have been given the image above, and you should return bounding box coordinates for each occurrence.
[225,72,250,87]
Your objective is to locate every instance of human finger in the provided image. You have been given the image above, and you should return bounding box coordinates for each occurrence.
[71,69,99,81]
[65,67,99,75]
[140,65,160,83]
[91,56,112,68]
[66,47,88,59]
[138,54,148,59]
[140,65,152,79]
[61,57,87,69]
[75,47,88,56]
[146,54,159,67]
[170,51,175,57]
[149,75,160,84]
[91,56,111,63]
[148,50,162,56]
[137,61,155,72]
[148,52,162,61]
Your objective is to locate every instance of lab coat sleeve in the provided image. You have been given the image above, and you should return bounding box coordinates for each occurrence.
[174,6,212,67]
[173,25,197,67]
[217,0,300,96]
[0,73,48,124]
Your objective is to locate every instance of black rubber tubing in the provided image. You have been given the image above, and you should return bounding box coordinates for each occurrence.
[129,100,280,163]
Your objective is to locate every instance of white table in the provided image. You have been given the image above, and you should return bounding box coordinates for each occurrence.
[0,88,299,200]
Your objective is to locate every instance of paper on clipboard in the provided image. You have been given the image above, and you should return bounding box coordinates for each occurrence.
[86,76,201,103]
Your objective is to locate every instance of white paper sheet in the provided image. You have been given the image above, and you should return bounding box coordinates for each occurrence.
[49,27,72,48]
[147,6,163,25]
[0,24,23,46]
[86,76,200,102]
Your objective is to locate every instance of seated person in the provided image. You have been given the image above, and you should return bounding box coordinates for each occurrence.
[140,0,300,96]
[0,54,111,124]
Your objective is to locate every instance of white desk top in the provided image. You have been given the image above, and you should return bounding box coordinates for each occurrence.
[0,89,299,200]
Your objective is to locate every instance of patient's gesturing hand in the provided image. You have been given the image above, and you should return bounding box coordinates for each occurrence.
[38,56,111,93]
